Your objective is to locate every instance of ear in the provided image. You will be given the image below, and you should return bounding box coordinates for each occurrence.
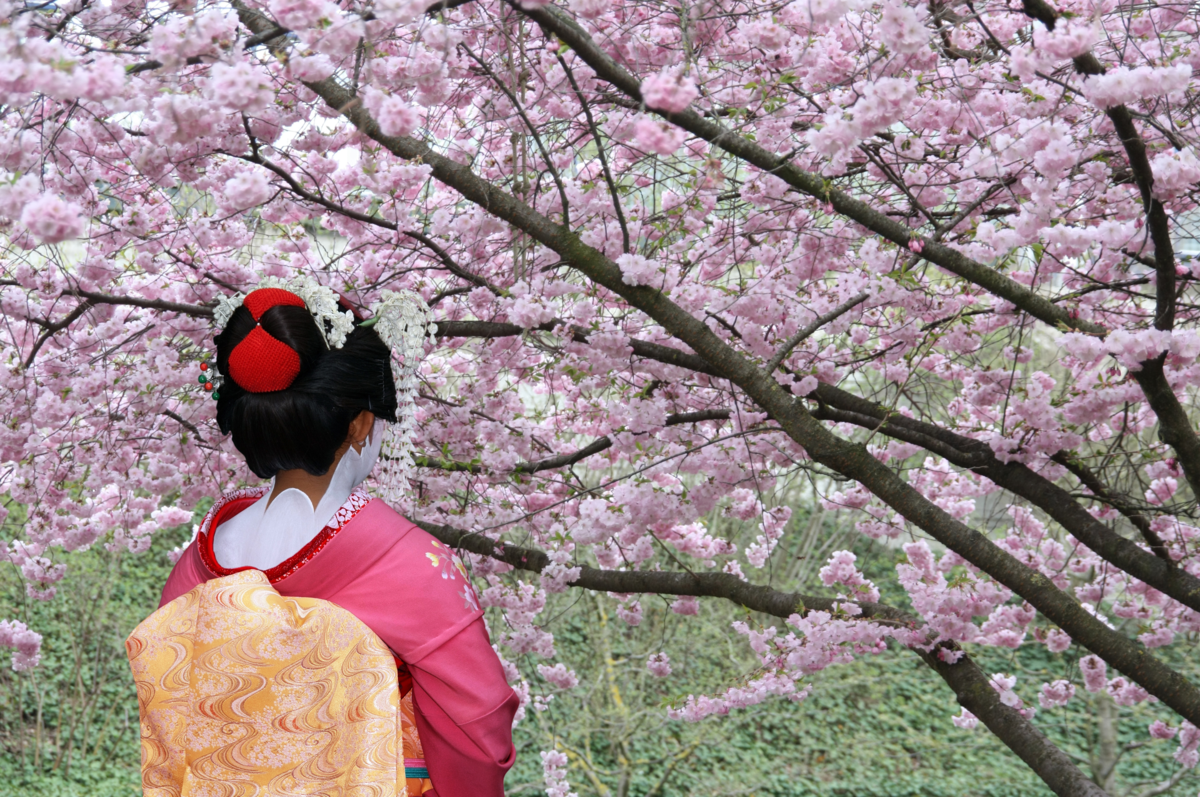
[349,410,376,450]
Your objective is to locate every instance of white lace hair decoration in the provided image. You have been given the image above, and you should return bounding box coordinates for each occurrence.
[210,277,436,508]
[212,274,356,349]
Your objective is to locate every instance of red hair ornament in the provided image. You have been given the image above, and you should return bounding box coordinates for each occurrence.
[227,288,308,393]
[209,277,437,503]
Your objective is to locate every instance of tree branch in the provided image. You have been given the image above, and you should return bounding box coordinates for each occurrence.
[1130,766,1191,797]
[1051,453,1170,561]
[252,1,1200,741]
[933,178,1017,241]
[513,408,731,474]
[24,301,92,368]
[440,312,1200,616]
[161,410,207,444]
[513,2,1106,338]
[461,43,571,226]
[808,382,1200,612]
[556,52,631,254]
[435,319,557,339]
[417,408,732,474]
[415,519,1109,797]
[1018,0,1200,502]
[434,318,718,376]
[126,26,288,74]
[233,148,497,296]
[65,289,214,317]
[15,287,210,367]
[401,228,503,295]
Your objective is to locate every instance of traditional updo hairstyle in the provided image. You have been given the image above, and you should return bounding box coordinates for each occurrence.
[214,288,398,479]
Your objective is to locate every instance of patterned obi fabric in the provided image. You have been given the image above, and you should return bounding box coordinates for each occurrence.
[126,570,433,796]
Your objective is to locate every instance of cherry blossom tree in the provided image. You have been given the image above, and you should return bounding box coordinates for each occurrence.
[2,0,1200,792]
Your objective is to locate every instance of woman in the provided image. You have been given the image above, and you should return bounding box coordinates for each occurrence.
[130,282,517,796]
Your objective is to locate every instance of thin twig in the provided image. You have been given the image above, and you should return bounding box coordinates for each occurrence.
[161,410,206,444]
[24,302,92,368]
[764,292,868,376]
[462,44,571,226]
[557,52,632,253]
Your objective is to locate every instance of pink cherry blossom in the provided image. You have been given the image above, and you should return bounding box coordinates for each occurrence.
[1082,65,1193,110]
[1033,19,1099,60]
[540,750,577,797]
[632,116,686,156]
[616,599,643,626]
[1150,149,1200,200]
[616,252,660,286]
[0,620,42,671]
[647,652,672,677]
[19,194,85,244]
[670,596,699,615]
[640,67,698,114]
[289,54,336,82]
[364,89,422,138]
[1176,723,1200,769]
[989,673,1025,710]
[221,169,275,211]
[537,663,579,690]
[567,0,608,19]
[879,0,928,54]
[270,0,337,29]
[952,708,978,730]
[1150,720,1178,740]
[1080,655,1108,693]
[1038,680,1075,709]
[819,550,880,602]
[1044,629,1072,653]
[206,62,272,113]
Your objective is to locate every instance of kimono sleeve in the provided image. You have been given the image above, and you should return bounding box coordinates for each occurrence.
[159,542,209,607]
[409,618,520,797]
[325,523,518,797]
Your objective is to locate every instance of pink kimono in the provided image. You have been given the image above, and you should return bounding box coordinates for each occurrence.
[161,486,519,797]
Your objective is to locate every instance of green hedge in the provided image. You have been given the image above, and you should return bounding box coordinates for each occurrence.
[0,515,1194,796]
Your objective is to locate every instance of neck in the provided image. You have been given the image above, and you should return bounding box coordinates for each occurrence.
[271,446,348,511]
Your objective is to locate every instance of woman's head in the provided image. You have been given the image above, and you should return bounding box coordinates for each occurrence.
[214,288,397,479]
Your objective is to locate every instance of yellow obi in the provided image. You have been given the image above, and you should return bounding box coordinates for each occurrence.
[126,570,413,797]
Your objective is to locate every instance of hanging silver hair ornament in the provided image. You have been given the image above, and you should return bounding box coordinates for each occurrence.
[362,289,437,509]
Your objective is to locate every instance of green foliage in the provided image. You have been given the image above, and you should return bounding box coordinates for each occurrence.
[0,517,194,797]
[0,505,1196,797]
[504,589,1059,797]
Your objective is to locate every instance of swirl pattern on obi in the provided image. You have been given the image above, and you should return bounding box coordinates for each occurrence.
[126,569,408,797]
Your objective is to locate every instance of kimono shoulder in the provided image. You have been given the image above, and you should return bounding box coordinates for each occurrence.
[290,500,484,664]
[161,494,484,664]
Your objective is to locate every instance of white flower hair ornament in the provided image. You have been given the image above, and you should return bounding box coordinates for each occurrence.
[204,277,437,508]
[203,275,357,399]
[212,274,357,348]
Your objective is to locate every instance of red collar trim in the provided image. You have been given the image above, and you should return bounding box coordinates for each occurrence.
[197,486,374,583]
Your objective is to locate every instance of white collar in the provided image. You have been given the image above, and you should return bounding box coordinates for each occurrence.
[212,422,383,570]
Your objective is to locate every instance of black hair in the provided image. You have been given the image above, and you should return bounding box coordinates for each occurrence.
[214,301,397,479]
